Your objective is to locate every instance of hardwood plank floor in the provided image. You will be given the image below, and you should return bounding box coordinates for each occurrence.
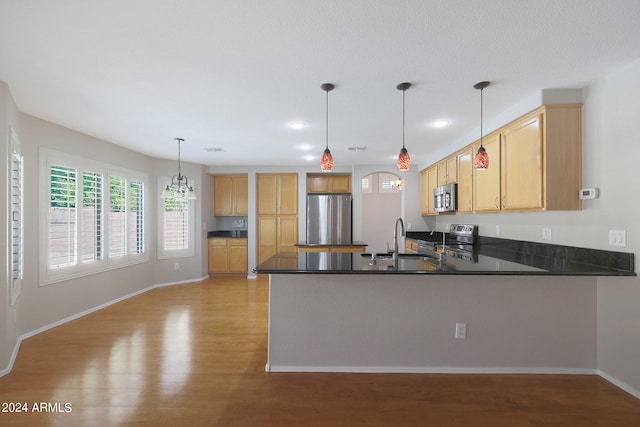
[1,276,639,426]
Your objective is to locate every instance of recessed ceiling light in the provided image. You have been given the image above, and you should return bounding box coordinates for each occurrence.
[432,119,451,128]
[304,155,315,161]
[288,121,307,130]
[299,144,312,150]
[346,146,367,152]
[204,147,225,152]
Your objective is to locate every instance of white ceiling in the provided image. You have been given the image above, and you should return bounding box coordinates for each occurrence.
[1,1,639,168]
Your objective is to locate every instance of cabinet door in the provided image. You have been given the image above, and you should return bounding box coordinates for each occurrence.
[278,174,298,215]
[446,156,457,183]
[307,176,331,193]
[473,134,501,212]
[257,174,278,215]
[228,239,248,273]
[420,170,429,215]
[257,216,277,264]
[278,216,299,253]
[214,177,234,216]
[427,166,438,214]
[457,148,473,213]
[501,114,543,210]
[233,176,248,215]
[330,175,351,193]
[437,160,448,186]
[209,239,228,272]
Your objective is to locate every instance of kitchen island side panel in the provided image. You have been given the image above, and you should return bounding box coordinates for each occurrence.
[266,274,597,372]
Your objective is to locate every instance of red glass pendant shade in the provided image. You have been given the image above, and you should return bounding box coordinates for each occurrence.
[320,148,334,171]
[473,145,489,169]
[397,147,411,171]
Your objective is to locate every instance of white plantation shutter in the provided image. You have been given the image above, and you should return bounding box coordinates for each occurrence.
[163,198,190,251]
[109,176,127,258]
[158,176,195,258]
[49,165,78,268]
[81,172,103,263]
[129,180,145,254]
[41,149,148,285]
[10,129,23,304]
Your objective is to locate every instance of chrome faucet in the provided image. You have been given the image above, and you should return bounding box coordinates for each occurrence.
[430,228,446,258]
[393,217,405,265]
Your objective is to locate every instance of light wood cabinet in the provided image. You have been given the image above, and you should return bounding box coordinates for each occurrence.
[208,238,247,275]
[258,174,297,215]
[257,173,298,265]
[307,174,351,193]
[501,114,543,210]
[456,147,474,213]
[437,156,457,185]
[420,165,439,216]
[474,105,581,213]
[473,133,502,212]
[214,175,248,216]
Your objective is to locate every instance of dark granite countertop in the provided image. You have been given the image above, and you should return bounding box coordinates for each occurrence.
[255,235,635,276]
[295,241,368,247]
[207,230,247,238]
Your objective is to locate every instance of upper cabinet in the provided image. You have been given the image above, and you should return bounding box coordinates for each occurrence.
[456,146,474,213]
[473,133,502,212]
[257,173,298,215]
[437,156,457,186]
[307,174,351,193]
[420,166,439,215]
[214,175,248,216]
[423,104,582,216]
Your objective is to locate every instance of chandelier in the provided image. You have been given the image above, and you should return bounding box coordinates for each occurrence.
[161,138,197,200]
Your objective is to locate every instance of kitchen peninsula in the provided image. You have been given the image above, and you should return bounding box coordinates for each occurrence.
[255,240,634,374]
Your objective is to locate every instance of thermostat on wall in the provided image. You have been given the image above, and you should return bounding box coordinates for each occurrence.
[579,188,599,200]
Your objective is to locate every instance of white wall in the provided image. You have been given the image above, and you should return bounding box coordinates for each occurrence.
[587,59,640,396]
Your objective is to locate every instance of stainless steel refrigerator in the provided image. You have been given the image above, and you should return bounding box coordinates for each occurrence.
[306,194,352,244]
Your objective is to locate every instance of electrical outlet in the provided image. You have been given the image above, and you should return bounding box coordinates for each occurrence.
[174,263,180,270]
[455,323,467,339]
[608,230,626,247]
[495,224,501,235]
[542,228,552,240]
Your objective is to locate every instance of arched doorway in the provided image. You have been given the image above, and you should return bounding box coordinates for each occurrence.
[360,172,402,253]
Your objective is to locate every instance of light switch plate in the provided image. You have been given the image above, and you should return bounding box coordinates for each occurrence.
[542,228,552,240]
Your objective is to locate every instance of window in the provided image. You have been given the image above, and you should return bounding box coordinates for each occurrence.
[40,149,148,285]
[158,177,195,259]
[10,128,23,305]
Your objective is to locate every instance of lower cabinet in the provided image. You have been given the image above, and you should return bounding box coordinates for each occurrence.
[208,238,248,275]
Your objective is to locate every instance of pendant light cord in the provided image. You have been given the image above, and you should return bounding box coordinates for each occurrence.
[402,88,406,149]
[479,87,484,148]
[325,88,329,150]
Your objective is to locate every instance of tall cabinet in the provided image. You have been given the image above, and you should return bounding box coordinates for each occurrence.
[257,173,298,265]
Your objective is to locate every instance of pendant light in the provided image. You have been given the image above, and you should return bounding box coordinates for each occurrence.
[396,82,411,171]
[161,138,197,200]
[473,81,491,169]
[320,83,335,172]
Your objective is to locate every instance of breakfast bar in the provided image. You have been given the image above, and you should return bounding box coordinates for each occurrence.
[255,241,634,374]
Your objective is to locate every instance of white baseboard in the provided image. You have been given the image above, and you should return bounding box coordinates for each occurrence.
[598,369,640,399]
[0,275,208,378]
[265,364,597,375]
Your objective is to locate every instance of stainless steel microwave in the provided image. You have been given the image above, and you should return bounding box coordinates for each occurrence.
[433,183,457,213]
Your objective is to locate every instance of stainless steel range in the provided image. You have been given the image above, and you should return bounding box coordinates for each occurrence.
[445,224,478,262]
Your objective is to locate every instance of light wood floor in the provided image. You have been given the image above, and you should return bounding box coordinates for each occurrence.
[1,276,639,426]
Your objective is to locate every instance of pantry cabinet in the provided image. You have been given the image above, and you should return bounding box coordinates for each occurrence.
[257,173,298,265]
